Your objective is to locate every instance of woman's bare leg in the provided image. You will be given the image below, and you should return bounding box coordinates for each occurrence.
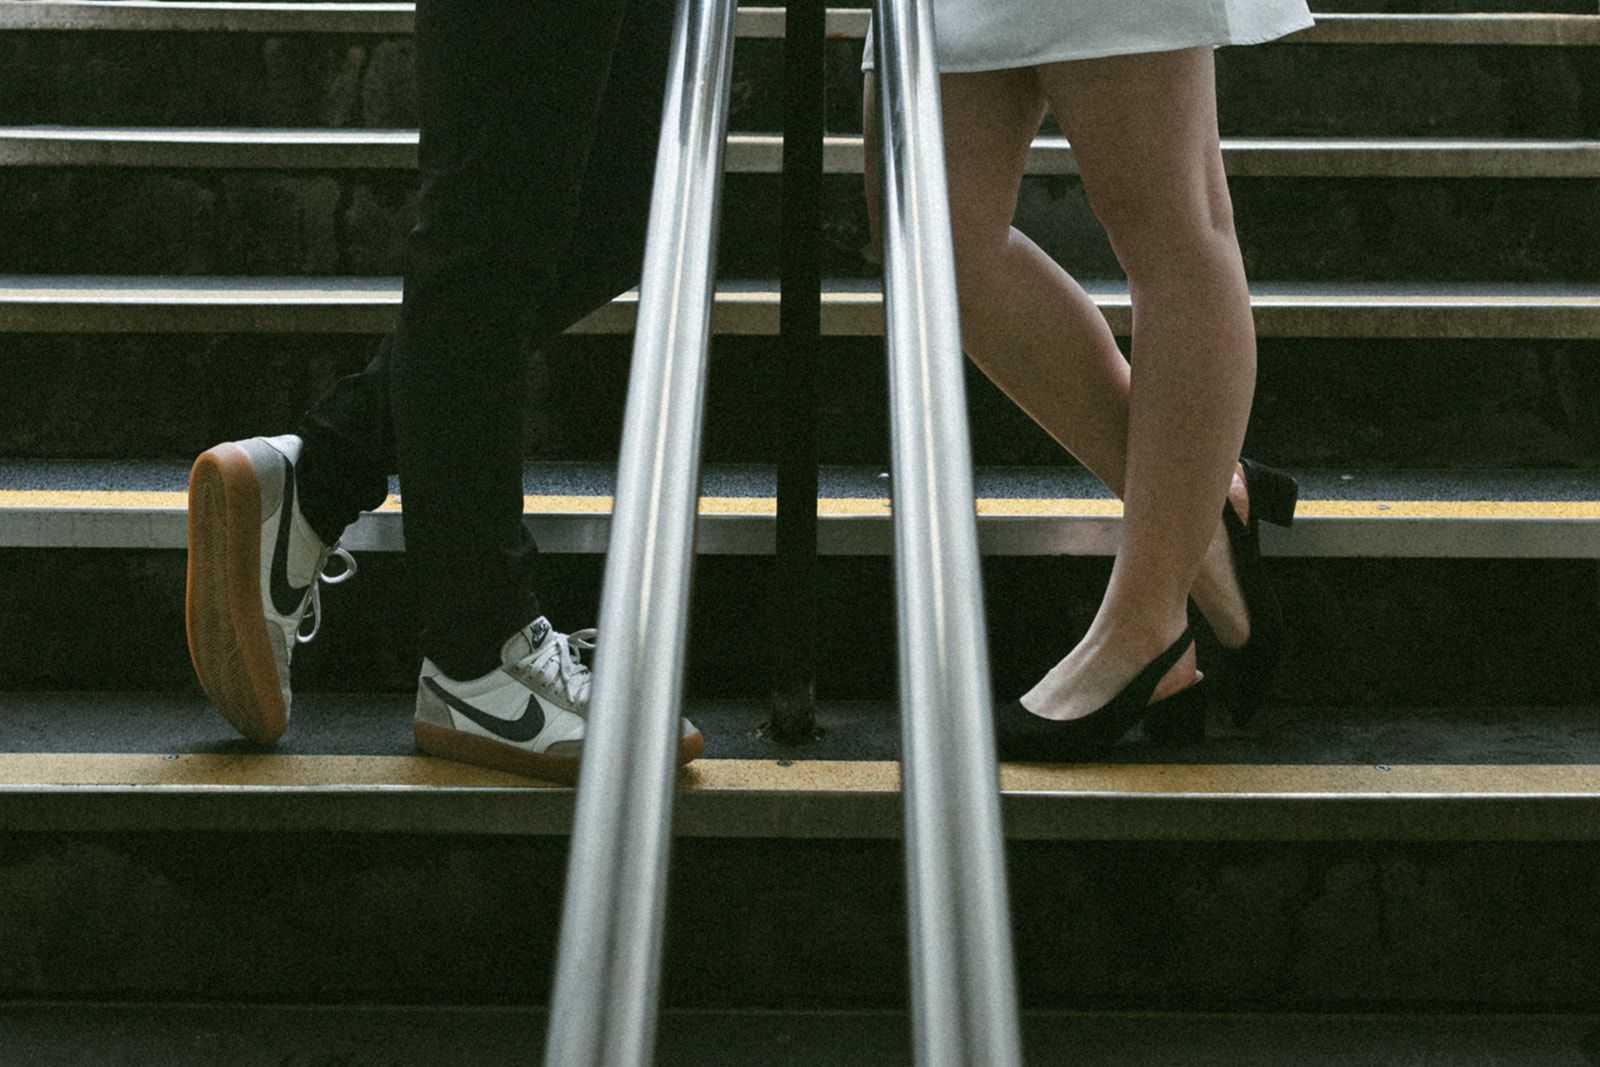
[886,53,1256,722]
[1016,47,1255,719]
[939,69,1139,489]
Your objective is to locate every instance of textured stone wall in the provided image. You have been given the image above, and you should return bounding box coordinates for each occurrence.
[0,32,419,127]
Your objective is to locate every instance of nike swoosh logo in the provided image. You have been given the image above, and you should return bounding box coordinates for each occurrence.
[424,677,547,743]
[268,454,305,618]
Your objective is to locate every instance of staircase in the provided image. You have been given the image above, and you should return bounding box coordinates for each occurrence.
[3,1,1600,1062]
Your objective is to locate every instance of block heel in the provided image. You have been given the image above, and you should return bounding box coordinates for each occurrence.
[1241,457,1299,529]
[1214,459,1299,726]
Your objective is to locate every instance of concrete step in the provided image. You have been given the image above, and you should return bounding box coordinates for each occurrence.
[7,465,1600,709]
[8,461,1600,558]
[4,1004,1597,1067]
[7,691,1600,840]
[3,276,1597,337]
[8,693,1600,1009]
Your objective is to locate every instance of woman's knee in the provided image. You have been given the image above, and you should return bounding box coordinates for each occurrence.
[1085,171,1238,272]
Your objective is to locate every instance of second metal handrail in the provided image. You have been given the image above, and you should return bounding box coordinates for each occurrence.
[872,0,1025,1062]
[541,0,738,1062]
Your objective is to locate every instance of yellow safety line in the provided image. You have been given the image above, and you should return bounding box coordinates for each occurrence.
[7,490,1600,521]
[0,490,190,508]
[3,754,1600,796]
[997,762,1600,794]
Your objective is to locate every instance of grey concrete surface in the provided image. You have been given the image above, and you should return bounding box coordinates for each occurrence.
[10,691,1600,765]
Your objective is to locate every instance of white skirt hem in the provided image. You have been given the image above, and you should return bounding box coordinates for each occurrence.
[862,7,1315,73]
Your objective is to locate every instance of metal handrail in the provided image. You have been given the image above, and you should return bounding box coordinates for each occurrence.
[540,0,738,1062]
[871,0,1025,1064]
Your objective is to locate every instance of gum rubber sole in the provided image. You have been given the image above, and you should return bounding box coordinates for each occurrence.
[414,718,706,786]
[185,443,288,744]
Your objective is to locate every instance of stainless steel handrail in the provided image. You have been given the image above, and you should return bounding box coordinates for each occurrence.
[540,0,738,1062]
[871,0,1025,1064]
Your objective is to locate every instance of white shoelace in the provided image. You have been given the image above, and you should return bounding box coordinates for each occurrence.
[514,626,597,706]
[295,546,358,645]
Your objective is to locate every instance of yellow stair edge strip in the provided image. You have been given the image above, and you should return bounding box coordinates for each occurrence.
[8,490,1600,521]
[4,754,1600,796]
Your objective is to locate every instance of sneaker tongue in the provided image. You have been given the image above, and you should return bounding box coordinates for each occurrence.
[501,616,552,663]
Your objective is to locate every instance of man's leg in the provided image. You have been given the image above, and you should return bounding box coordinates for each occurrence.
[532,0,676,338]
[392,0,701,782]
[189,0,701,776]
[189,0,633,746]
[294,0,677,532]
[385,0,631,680]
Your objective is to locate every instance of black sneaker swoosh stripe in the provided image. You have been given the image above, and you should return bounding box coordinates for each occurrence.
[268,453,307,618]
[424,677,547,743]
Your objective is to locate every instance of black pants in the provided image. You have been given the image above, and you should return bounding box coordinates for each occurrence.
[293,0,673,678]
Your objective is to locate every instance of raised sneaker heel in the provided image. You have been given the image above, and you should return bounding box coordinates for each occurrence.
[185,434,353,745]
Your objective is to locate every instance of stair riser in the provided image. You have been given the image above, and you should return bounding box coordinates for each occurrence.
[1214,45,1600,139]
[6,335,1600,470]
[7,168,1598,283]
[0,31,421,128]
[4,30,1597,138]
[4,548,1599,706]
[4,831,1600,1010]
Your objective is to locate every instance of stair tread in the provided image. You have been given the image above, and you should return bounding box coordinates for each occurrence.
[2,276,1596,338]
[9,690,1600,764]
[10,458,1600,503]
[3,2,1596,46]
[4,127,1597,178]
[7,694,1600,839]
[8,463,1600,556]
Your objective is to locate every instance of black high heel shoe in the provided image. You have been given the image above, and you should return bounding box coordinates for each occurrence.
[1211,458,1298,726]
[995,625,1207,762]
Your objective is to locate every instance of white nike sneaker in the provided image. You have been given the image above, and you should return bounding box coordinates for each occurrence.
[186,434,355,744]
[413,616,704,784]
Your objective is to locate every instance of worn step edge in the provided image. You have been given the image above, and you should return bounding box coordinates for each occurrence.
[5,129,1599,179]
[3,753,1600,841]
[1,3,1596,46]
[3,277,1598,338]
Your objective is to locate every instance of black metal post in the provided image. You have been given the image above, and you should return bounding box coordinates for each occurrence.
[766,0,825,744]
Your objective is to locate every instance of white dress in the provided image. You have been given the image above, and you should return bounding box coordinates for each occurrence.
[862,0,1314,72]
